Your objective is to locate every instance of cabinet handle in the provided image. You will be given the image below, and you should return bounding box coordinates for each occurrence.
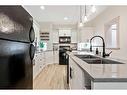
[70,67,73,79]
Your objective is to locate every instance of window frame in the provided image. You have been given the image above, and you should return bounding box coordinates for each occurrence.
[104,16,120,49]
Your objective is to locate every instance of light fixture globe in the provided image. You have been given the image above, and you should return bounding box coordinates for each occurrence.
[64,17,68,20]
[83,5,88,23]
[84,16,88,22]
[78,22,84,27]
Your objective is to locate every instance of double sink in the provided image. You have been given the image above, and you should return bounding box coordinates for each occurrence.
[75,55,124,64]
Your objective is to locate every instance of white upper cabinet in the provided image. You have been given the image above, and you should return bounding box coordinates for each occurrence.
[71,29,77,43]
[58,29,77,43]
[52,29,59,43]
[59,29,71,36]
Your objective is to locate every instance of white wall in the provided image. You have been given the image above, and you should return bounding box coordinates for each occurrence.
[78,27,95,43]
[91,6,127,60]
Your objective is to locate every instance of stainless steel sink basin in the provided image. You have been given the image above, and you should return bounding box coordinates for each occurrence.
[75,54,124,64]
[75,55,99,59]
[83,59,124,64]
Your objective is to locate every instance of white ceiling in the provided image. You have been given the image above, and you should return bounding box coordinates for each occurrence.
[23,5,107,24]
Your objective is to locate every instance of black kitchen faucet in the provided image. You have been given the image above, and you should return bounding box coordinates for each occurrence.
[90,35,112,57]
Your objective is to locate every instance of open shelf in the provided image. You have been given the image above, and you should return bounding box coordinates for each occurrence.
[40,32,50,41]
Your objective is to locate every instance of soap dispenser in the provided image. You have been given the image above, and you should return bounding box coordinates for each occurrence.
[96,48,99,55]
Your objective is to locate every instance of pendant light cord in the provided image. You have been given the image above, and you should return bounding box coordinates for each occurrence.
[80,6,82,22]
[85,5,86,16]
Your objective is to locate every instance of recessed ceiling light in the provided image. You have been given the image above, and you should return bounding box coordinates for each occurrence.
[64,17,68,20]
[40,6,45,10]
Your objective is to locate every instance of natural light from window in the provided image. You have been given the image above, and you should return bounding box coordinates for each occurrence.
[105,16,119,49]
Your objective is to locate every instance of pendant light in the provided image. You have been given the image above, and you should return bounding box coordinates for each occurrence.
[78,6,83,27]
[84,5,88,22]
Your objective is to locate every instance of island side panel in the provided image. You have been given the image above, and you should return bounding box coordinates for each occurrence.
[91,81,127,89]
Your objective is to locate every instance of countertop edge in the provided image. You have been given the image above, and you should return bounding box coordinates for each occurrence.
[67,51,127,82]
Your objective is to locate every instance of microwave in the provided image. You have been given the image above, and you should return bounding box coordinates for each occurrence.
[59,36,71,43]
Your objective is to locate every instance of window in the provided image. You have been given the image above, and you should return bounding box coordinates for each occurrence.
[105,16,120,49]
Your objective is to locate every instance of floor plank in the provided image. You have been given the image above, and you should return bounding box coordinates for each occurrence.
[33,64,67,89]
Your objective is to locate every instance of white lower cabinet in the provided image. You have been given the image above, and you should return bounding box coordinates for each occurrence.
[33,53,45,79]
[33,50,59,79]
[69,57,85,89]
[45,51,54,64]
[45,51,59,64]
[53,51,59,64]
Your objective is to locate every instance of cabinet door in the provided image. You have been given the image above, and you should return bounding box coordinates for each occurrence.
[69,57,84,89]
[33,59,36,78]
[52,30,59,43]
[71,30,77,43]
[33,53,46,79]
[59,29,71,36]
[45,51,54,64]
[33,54,43,79]
[53,51,59,64]
[38,53,45,69]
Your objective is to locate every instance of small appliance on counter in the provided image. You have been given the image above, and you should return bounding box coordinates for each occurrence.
[70,43,77,50]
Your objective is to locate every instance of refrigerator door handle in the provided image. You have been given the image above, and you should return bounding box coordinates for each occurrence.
[29,26,35,43]
[29,44,35,60]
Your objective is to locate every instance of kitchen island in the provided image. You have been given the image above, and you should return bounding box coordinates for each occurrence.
[68,51,127,89]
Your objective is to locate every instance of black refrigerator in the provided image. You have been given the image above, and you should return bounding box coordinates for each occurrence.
[0,6,35,89]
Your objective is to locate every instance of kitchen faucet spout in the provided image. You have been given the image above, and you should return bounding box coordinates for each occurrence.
[90,35,111,57]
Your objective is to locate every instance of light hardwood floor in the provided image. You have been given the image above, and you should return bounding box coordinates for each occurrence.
[33,64,67,89]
